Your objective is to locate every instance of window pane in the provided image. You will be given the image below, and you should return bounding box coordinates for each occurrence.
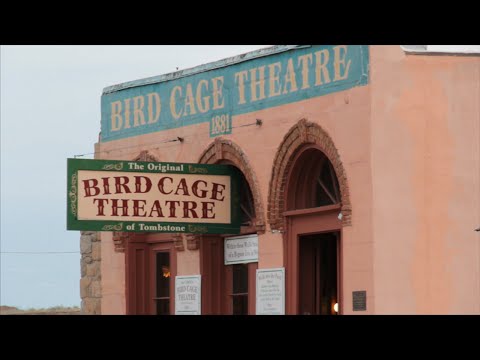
[232,295,248,315]
[232,264,248,294]
[156,252,170,298]
[315,160,340,207]
[315,181,334,206]
[320,161,340,202]
[240,173,255,226]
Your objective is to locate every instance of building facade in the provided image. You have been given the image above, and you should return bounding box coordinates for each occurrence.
[80,45,480,315]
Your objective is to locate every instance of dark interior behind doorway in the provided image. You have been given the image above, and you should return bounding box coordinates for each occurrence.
[299,232,338,315]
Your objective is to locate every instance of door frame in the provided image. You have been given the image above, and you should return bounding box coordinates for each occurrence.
[125,233,177,315]
[284,205,342,314]
[148,241,177,315]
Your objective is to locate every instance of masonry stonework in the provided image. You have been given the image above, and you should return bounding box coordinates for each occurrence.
[80,231,101,314]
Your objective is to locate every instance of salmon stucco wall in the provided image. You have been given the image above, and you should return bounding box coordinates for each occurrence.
[100,232,126,314]
[202,85,375,313]
[94,46,480,315]
[176,249,200,275]
[371,46,480,314]
[96,73,375,314]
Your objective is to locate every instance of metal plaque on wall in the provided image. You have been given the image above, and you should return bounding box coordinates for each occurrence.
[352,290,367,311]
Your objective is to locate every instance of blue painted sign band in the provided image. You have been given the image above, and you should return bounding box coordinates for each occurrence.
[101,45,369,142]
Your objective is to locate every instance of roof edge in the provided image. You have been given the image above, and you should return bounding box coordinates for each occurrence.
[401,45,480,55]
[102,45,310,95]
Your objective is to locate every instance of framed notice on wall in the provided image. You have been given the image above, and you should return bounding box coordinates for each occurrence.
[256,268,285,315]
[175,275,201,315]
[224,234,258,265]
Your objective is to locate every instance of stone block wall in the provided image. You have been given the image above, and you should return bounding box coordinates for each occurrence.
[80,231,101,314]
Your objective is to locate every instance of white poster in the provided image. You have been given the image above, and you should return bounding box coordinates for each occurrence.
[256,268,285,315]
[175,275,201,315]
[224,234,259,265]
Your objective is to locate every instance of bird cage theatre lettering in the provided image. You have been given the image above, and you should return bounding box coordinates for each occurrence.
[102,45,368,141]
[68,158,241,234]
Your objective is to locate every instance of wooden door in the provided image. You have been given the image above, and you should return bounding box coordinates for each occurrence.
[299,232,339,315]
[126,234,176,315]
[285,206,342,314]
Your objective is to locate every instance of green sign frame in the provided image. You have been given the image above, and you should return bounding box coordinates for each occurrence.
[67,158,241,234]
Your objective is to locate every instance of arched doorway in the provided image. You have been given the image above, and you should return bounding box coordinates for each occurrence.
[285,145,342,315]
[268,119,351,315]
[198,138,264,314]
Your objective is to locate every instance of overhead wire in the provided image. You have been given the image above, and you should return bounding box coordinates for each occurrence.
[72,119,262,159]
[1,251,79,254]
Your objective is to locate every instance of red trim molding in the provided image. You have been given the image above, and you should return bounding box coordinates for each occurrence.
[112,232,129,253]
[172,233,185,251]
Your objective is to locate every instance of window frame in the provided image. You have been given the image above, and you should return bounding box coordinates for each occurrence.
[125,233,177,315]
[148,238,177,315]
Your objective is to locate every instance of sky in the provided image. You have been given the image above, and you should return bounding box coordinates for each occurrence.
[0,45,270,309]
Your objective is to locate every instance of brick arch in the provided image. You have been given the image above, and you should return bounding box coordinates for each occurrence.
[268,119,351,231]
[133,150,159,162]
[198,138,266,234]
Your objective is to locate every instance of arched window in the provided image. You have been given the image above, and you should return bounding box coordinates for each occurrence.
[239,171,256,227]
[217,160,256,229]
[287,147,341,210]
